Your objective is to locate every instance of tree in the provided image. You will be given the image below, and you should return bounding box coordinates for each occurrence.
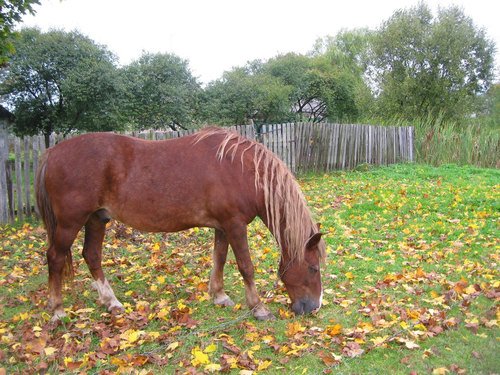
[1,28,124,146]
[265,53,360,122]
[313,29,375,118]
[0,0,40,65]
[482,83,500,125]
[201,64,292,126]
[370,3,495,121]
[120,52,200,130]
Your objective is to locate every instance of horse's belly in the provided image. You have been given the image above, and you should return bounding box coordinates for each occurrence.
[107,205,220,233]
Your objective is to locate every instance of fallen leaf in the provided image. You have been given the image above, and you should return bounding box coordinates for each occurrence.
[191,347,210,367]
[432,367,449,375]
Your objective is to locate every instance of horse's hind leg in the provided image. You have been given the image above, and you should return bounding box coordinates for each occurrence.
[47,225,80,321]
[83,211,123,313]
[209,229,235,307]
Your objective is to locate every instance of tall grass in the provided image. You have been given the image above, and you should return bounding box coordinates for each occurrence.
[363,114,499,168]
[415,116,499,167]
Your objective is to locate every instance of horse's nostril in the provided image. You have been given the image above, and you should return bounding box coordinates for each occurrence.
[292,301,305,315]
[293,299,321,315]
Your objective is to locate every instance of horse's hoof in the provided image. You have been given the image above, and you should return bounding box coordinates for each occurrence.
[253,305,276,320]
[254,312,276,321]
[50,309,67,322]
[213,294,235,307]
[110,305,125,315]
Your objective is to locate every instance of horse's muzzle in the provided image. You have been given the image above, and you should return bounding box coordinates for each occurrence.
[292,298,320,315]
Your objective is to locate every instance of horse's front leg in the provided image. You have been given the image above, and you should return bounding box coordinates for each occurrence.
[224,223,275,320]
[83,212,123,313]
[209,229,235,307]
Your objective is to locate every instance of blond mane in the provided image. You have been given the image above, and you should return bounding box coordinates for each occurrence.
[195,127,326,263]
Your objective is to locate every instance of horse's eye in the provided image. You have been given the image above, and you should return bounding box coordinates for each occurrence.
[309,265,319,274]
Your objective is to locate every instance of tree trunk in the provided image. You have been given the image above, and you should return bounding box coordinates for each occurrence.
[44,132,50,148]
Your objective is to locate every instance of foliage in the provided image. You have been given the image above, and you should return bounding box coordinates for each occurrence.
[120,52,201,130]
[369,3,495,121]
[0,0,40,65]
[0,28,124,145]
[0,164,498,374]
[201,64,293,126]
[312,29,375,117]
[481,83,500,125]
[0,2,497,137]
[264,53,360,123]
[202,53,363,126]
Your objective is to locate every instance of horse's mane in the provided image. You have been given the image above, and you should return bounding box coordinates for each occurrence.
[195,127,326,263]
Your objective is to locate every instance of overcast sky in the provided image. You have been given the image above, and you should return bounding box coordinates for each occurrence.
[19,0,499,84]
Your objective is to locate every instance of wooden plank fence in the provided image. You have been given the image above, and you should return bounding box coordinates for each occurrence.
[0,122,413,223]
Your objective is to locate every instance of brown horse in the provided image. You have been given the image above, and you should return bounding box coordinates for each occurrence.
[35,127,326,321]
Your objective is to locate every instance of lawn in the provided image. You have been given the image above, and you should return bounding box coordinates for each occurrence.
[0,164,498,374]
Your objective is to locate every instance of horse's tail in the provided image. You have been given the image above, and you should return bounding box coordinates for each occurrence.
[35,152,74,280]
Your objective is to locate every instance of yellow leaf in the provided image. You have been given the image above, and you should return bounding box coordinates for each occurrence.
[415,267,426,278]
[125,330,141,344]
[204,343,217,353]
[157,307,171,320]
[166,342,179,351]
[325,324,342,336]
[405,340,420,349]
[413,323,427,331]
[286,321,306,336]
[431,290,439,298]
[257,360,272,371]
[64,357,73,366]
[245,332,259,342]
[44,347,57,356]
[13,312,29,322]
[191,347,210,367]
[371,336,388,346]
[261,335,274,344]
[464,285,477,295]
[233,303,242,311]
[432,368,449,375]
[345,271,354,279]
[204,363,222,372]
[340,299,354,308]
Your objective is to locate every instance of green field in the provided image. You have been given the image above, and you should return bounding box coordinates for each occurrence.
[0,164,498,374]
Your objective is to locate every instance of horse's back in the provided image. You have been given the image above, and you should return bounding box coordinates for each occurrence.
[43,132,259,232]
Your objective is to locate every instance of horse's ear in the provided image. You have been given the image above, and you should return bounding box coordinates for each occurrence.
[316,222,322,231]
[306,232,323,250]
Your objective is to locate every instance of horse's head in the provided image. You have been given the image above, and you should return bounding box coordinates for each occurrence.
[279,232,324,315]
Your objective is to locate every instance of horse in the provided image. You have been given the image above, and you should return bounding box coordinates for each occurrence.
[35,127,326,322]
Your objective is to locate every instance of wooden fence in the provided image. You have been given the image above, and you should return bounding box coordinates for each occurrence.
[0,122,413,223]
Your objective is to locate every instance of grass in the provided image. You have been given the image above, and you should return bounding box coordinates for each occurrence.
[0,163,498,374]
[363,114,499,168]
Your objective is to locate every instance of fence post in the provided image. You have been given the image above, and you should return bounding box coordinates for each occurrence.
[0,123,9,223]
[14,138,23,222]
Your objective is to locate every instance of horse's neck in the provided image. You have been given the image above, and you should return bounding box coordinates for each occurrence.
[259,206,290,257]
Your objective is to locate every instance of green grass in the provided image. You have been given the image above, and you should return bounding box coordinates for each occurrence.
[0,164,498,374]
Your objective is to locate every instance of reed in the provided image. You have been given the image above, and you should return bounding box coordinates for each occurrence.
[363,114,499,168]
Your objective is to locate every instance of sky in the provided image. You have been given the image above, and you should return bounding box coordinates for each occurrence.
[19,0,499,85]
